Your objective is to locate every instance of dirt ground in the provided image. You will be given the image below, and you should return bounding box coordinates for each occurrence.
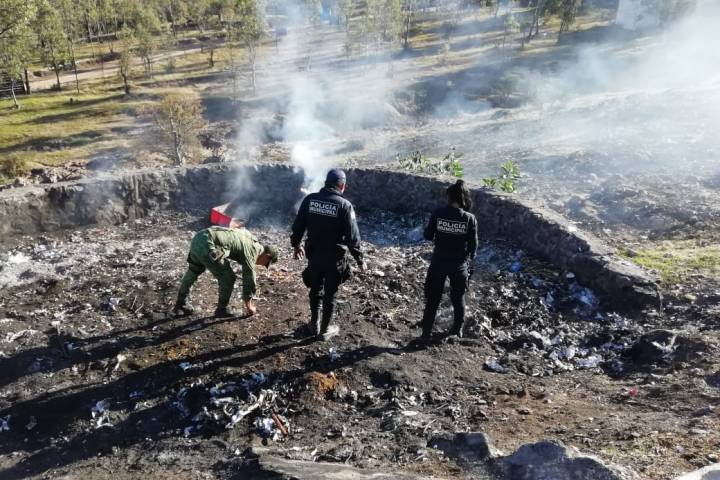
[0,210,718,479]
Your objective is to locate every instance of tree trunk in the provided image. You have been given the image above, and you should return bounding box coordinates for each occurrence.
[53,63,62,90]
[533,0,545,36]
[10,79,19,109]
[403,15,411,49]
[121,72,129,94]
[73,61,80,94]
[248,44,257,93]
[84,13,92,43]
[209,48,214,67]
[171,120,183,165]
[251,59,257,93]
[24,69,30,95]
[70,42,80,94]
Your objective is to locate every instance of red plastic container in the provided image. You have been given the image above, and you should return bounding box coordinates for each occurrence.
[210,203,233,227]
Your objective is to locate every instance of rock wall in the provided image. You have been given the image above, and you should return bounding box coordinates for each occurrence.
[0,164,304,235]
[0,163,659,309]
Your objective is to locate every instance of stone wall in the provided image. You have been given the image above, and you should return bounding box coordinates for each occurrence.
[0,164,660,309]
[0,164,304,236]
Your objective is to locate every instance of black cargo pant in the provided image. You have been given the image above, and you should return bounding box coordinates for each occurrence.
[303,253,348,334]
[421,261,468,338]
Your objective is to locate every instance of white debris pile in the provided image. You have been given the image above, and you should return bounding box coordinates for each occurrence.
[175,373,292,440]
[90,399,113,428]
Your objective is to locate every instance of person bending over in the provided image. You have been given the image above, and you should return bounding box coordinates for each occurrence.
[174,226,278,318]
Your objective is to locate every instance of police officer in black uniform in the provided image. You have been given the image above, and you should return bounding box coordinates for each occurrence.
[291,169,365,340]
[416,179,478,345]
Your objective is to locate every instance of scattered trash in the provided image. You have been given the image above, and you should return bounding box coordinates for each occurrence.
[576,355,603,369]
[7,253,29,264]
[628,387,639,397]
[113,354,128,372]
[509,261,522,273]
[256,417,275,437]
[271,412,289,436]
[102,297,121,313]
[226,390,272,429]
[484,358,509,374]
[179,362,199,371]
[543,292,555,308]
[91,400,109,416]
[26,416,37,431]
[242,372,267,390]
[91,400,112,428]
[4,329,41,343]
[1,415,10,432]
[569,283,599,309]
[328,347,341,362]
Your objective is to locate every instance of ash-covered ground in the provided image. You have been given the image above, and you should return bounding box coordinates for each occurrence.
[0,210,718,479]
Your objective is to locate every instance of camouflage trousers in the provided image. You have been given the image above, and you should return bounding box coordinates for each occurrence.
[177,230,236,308]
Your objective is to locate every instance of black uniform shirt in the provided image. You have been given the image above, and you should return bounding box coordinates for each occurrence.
[424,206,478,265]
[291,186,364,263]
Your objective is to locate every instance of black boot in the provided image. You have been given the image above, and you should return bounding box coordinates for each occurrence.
[408,336,433,350]
[448,322,464,338]
[310,296,321,336]
[214,305,239,318]
[317,303,338,341]
[173,295,195,317]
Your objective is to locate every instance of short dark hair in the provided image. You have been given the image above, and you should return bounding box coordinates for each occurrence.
[325,168,346,187]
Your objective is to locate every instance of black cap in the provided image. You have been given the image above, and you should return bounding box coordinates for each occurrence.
[325,169,346,186]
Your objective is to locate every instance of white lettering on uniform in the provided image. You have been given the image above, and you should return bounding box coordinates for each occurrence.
[309,200,339,217]
[437,218,468,235]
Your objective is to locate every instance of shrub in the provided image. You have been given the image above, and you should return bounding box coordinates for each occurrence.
[483,160,521,193]
[144,93,208,165]
[0,154,30,179]
[397,147,464,178]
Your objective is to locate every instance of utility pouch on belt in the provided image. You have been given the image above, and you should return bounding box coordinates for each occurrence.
[209,245,229,263]
[302,267,312,288]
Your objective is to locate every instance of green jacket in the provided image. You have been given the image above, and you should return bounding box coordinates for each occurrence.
[206,227,263,301]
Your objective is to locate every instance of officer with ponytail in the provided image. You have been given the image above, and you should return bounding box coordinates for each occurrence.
[414,180,478,346]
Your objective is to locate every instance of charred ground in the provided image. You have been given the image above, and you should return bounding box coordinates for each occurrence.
[0,210,718,479]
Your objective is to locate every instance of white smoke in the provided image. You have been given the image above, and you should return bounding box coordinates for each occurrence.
[234,0,399,192]
[476,0,720,177]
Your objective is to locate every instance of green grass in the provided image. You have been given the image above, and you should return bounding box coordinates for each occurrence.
[622,242,720,287]
[0,85,150,168]
[0,41,226,176]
